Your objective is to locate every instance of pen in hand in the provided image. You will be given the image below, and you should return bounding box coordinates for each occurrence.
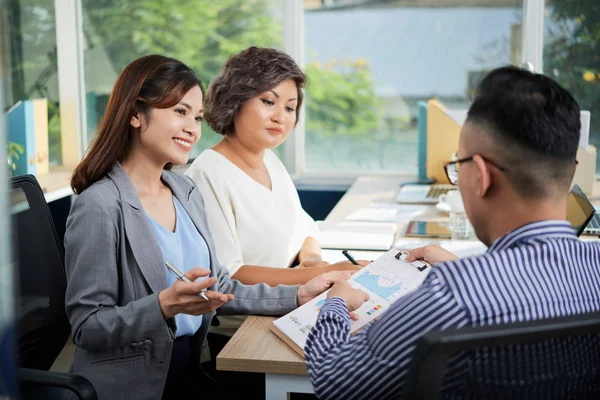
[342,250,360,266]
[165,261,210,301]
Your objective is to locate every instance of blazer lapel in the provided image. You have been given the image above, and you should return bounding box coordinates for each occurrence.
[108,163,168,294]
[163,171,219,335]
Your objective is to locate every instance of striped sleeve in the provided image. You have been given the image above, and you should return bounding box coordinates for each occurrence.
[305,273,469,400]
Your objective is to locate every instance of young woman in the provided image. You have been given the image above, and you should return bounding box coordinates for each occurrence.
[64,54,349,399]
[185,47,361,289]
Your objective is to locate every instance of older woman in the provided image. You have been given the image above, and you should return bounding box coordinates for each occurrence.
[186,47,360,288]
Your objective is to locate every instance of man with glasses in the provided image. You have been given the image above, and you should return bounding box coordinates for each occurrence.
[303,66,600,399]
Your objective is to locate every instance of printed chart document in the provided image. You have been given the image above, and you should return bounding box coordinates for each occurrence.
[271,249,431,356]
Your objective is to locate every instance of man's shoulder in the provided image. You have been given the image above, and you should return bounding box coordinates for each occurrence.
[429,249,521,291]
[434,251,499,274]
[433,237,600,281]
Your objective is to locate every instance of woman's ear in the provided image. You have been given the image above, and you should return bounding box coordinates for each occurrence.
[130,113,142,128]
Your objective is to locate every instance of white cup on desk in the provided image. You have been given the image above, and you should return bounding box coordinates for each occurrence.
[439,190,464,213]
[439,191,473,240]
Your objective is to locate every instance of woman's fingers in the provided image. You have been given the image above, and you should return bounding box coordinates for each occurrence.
[203,290,234,303]
[184,267,211,280]
[174,277,217,296]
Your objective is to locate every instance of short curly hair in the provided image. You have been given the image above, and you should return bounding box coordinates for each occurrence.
[205,46,307,136]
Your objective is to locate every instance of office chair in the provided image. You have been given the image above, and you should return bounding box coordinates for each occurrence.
[403,311,600,399]
[10,175,97,400]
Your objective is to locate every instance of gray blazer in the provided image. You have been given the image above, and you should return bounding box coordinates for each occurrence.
[64,163,299,400]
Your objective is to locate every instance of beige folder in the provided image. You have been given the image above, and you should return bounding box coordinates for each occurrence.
[426,99,461,183]
[32,99,49,175]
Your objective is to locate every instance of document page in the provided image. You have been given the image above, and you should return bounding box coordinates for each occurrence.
[272,249,431,354]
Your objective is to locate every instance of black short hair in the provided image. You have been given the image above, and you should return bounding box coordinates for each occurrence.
[205,46,307,136]
[466,66,581,197]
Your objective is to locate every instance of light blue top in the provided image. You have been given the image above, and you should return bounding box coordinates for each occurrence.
[146,196,210,337]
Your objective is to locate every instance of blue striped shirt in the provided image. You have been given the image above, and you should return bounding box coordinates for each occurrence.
[305,220,600,399]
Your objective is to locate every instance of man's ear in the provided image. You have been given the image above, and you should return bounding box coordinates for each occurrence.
[130,112,142,128]
[472,154,491,197]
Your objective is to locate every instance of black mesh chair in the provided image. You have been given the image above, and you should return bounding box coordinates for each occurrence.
[10,175,96,400]
[403,311,600,399]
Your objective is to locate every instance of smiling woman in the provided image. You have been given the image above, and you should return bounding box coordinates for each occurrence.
[126,85,204,168]
[71,55,205,194]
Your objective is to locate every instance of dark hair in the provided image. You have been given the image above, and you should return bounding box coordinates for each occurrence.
[71,55,203,194]
[205,46,307,136]
[466,66,581,197]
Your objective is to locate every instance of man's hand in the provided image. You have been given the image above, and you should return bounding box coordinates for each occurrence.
[327,281,369,320]
[405,245,458,265]
[297,270,353,305]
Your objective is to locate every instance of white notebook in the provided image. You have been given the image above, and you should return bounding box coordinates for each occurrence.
[271,249,431,356]
[317,221,398,251]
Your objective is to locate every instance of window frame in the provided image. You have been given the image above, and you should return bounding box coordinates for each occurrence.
[55,0,87,168]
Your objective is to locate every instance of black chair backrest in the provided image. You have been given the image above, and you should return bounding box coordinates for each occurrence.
[9,175,70,370]
[403,312,600,399]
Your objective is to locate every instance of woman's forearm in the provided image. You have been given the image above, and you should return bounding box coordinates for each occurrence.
[232,264,329,286]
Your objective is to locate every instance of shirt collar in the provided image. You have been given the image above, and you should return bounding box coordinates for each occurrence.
[487,220,578,253]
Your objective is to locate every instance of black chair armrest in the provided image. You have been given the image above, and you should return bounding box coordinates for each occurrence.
[19,368,97,400]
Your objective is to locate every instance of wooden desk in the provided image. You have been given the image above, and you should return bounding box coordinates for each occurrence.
[216,316,311,399]
[216,175,403,399]
[216,176,600,399]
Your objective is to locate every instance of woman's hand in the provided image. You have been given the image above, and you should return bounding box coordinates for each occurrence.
[297,259,367,272]
[327,281,370,320]
[327,259,369,272]
[296,270,353,306]
[158,267,234,319]
[296,260,330,269]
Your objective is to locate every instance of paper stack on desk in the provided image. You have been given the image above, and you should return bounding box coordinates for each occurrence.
[317,221,398,250]
[271,249,432,356]
[345,202,428,223]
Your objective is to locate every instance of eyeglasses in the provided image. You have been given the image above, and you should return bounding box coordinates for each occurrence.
[444,155,507,185]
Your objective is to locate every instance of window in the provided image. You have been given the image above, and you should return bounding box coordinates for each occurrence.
[82,0,285,160]
[6,1,591,187]
[3,0,61,175]
[543,0,600,174]
[302,0,523,174]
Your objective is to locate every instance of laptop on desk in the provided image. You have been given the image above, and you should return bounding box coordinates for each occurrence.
[395,183,455,204]
[567,184,599,236]
[583,210,600,235]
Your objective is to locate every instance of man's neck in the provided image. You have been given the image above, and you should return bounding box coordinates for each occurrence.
[484,197,567,246]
